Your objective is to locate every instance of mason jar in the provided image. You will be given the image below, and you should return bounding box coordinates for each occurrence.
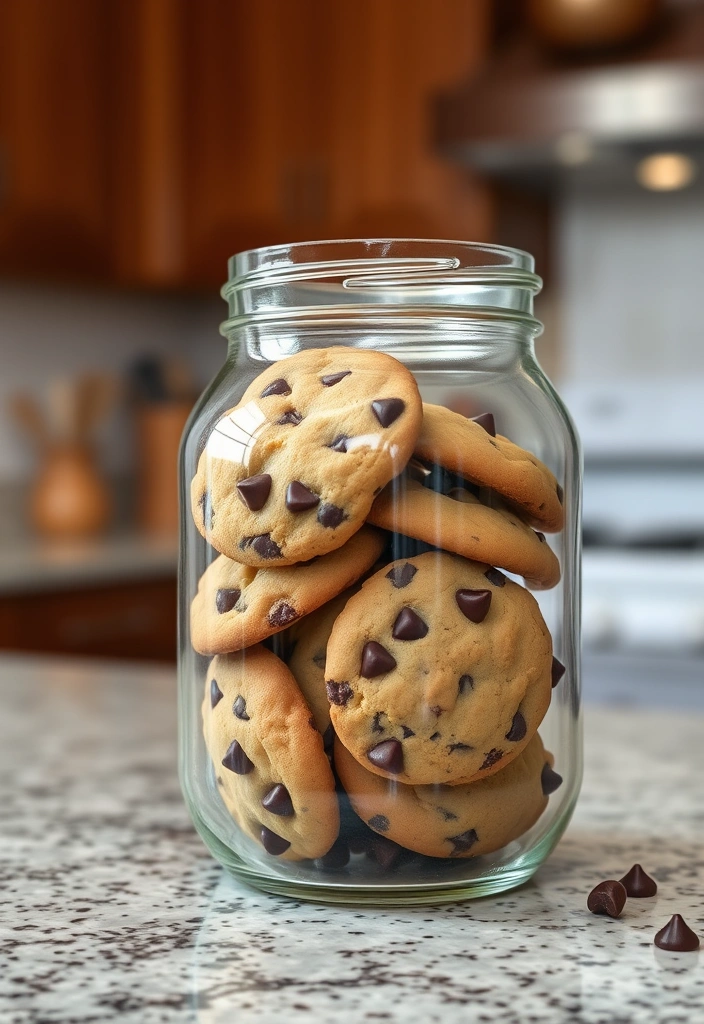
[178,239,581,905]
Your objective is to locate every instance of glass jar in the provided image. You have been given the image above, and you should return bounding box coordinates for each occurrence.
[178,239,581,906]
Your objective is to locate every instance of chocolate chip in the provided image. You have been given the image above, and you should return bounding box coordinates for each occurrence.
[535,531,546,543]
[326,681,353,706]
[386,563,417,589]
[448,742,472,753]
[429,705,442,717]
[556,482,564,504]
[277,410,303,426]
[371,711,385,734]
[366,836,403,870]
[321,370,351,386]
[308,715,317,730]
[587,880,627,918]
[261,783,294,817]
[222,740,254,775]
[317,503,346,528]
[471,412,496,436]
[551,657,566,688]
[541,763,563,794]
[429,732,440,741]
[286,481,320,512]
[505,711,527,742]
[322,724,335,750]
[236,474,272,512]
[260,378,291,398]
[371,398,405,427]
[199,491,214,530]
[360,641,397,678]
[216,776,224,787]
[438,808,458,821]
[654,915,700,952]
[368,814,390,833]
[619,864,657,898]
[210,679,223,708]
[260,825,291,855]
[233,695,250,720]
[327,434,349,452]
[216,588,241,614]
[455,589,492,623]
[316,840,350,870]
[484,567,506,588]
[268,602,299,627]
[458,675,474,694]
[367,739,404,774]
[392,607,429,641]
[312,652,326,670]
[401,725,415,738]
[242,533,282,559]
[448,828,479,855]
[480,748,504,770]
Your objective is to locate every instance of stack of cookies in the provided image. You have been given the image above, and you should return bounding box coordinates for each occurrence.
[191,347,565,866]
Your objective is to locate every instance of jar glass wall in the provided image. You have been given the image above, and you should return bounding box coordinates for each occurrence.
[179,240,581,905]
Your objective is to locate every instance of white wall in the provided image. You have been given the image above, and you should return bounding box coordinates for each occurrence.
[0,285,225,480]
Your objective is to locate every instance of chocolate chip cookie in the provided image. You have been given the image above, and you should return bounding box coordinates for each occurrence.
[191,347,422,565]
[202,646,339,860]
[326,551,553,786]
[367,476,560,589]
[191,526,385,656]
[335,731,559,858]
[414,404,564,532]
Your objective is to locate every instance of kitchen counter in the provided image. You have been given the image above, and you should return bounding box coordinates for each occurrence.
[1,656,703,1024]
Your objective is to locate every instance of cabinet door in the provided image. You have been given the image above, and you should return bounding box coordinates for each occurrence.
[0,0,114,279]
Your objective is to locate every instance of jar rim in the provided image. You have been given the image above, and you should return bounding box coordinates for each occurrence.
[221,238,543,328]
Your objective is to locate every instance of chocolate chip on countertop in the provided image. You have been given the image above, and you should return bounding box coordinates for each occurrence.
[505,711,527,742]
[447,828,479,855]
[372,398,405,427]
[541,763,563,794]
[321,370,351,386]
[360,641,397,678]
[368,814,390,833]
[216,588,241,614]
[277,410,303,426]
[654,915,700,951]
[484,567,507,587]
[237,474,272,511]
[480,748,504,770]
[326,681,353,706]
[233,695,250,720]
[587,880,627,918]
[455,589,492,623]
[367,739,404,774]
[286,481,320,512]
[392,607,429,641]
[619,864,657,897]
[261,784,294,817]
[222,739,254,775]
[260,378,291,398]
[458,675,474,694]
[242,533,282,559]
[268,602,299,627]
[260,826,291,856]
[210,679,223,708]
[386,562,417,589]
[471,412,496,436]
[317,503,346,528]
[551,657,566,688]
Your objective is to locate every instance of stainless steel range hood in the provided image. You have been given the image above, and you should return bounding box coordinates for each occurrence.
[436,11,704,185]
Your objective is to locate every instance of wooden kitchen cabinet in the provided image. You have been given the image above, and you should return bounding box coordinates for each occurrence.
[0,0,492,288]
[0,0,114,280]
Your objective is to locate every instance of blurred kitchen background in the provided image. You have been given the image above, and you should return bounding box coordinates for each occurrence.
[1,0,703,702]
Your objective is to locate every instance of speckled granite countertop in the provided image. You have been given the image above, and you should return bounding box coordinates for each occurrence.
[1,655,703,1024]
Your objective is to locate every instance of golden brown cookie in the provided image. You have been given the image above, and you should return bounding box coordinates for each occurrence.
[367,476,560,589]
[202,646,339,861]
[191,526,385,656]
[335,732,559,858]
[326,552,553,786]
[191,347,422,565]
[414,404,564,532]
